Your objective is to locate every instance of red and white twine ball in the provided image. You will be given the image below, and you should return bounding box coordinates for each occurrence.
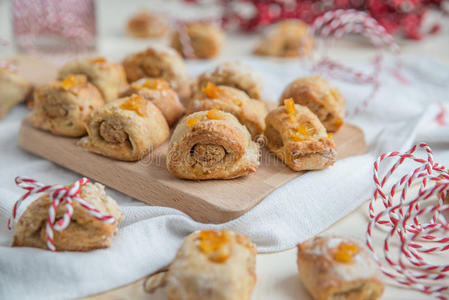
[367,143,449,299]
[8,177,116,252]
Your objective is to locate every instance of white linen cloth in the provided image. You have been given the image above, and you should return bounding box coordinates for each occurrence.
[0,56,448,299]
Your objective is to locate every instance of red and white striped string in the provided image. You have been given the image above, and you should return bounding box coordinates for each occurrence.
[366,143,449,299]
[8,177,116,252]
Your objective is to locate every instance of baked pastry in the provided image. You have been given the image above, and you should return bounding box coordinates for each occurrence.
[254,19,314,57]
[186,82,267,138]
[79,94,169,161]
[171,22,225,59]
[280,76,346,132]
[167,230,257,300]
[13,182,123,251]
[167,110,259,180]
[127,11,169,38]
[297,236,385,300]
[122,46,190,100]
[120,77,185,126]
[265,98,336,171]
[29,74,104,137]
[58,57,127,103]
[196,61,262,99]
[0,62,32,118]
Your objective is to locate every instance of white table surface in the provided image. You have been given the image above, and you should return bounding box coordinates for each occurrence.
[1,1,448,299]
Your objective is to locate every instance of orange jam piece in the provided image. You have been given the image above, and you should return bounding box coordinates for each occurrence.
[198,230,231,263]
[61,74,86,90]
[289,130,303,142]
[186,117,199,127]
[233,99,242,106]
[296,124,314,136]
[202,82,221,99]
[284,98,297,122]
[120,94,147,117]
[328,133,333,138]
[207,108,222,120]
[132,78,170,91]
[89,57,107,64]
[334,242,358,263]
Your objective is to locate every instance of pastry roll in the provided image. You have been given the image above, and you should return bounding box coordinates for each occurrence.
[58,57,127,102]
[13,182,123,251]
[171,22,225,59]
[167,230,257,300]
[196,61,262,99]
[167,110,259,180]
[29,74,104,137]
[122,46,190,99]
[297,236,385,300]
[127,11,168,38]
[79,94,169,161]
[254,20,314,57]
[120,77,185,126]
[280,76,346,132]
[186,82,267,138]
[0,63,32,118]
[265,98,336,171]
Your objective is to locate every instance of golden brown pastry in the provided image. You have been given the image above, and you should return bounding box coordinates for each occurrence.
[79,94,169,161]
[29,74,104,137]
[0,63,32,118]
[171,22,225,59]
[167,110,259,180]
[58,57,127,103]
[280,76,346,132]
[254,19,314,57]
[120,77,185,126]
[13,182,123,251]
[122,46,190,100]
[265,98,336,171]
[127,11,169,38]
[167,230,257,300]
[196,61,262,99]
[186,82,267,138]
[297,236,385,300]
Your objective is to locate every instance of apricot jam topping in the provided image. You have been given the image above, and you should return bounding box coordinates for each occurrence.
[289,124,314,141]
[328,133,333,138]
[202,82,221,99]
[207,108,222,120]
[120,94,147,117]
[198,230,231,263]
[131,78,170,91]
[284,98,297,122]
[61,74,87,90]
[186,117,199,127]
[89,57,107,64]
[334,242,358,263]
[233,99,242,106]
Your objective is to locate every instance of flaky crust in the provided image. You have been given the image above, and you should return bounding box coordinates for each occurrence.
[171,22,225,59]
[13,182,123,251]
[79,96,169,161]
[167,111,260,180]
[254,19,314,57]
[297,236,385,300]
[167,231,257,300]
[186,85,267,138]
[58,57,127,103]
[29,76,104,137]
[0,67,32,118]
[280,76,346,132]
[196,62,262,99]
[127,11,168,38]
[265,104,336,171]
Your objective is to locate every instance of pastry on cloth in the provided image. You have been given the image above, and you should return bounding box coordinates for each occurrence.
[254,19,314,57]
[297,236,385,300]
[58,57,127,103]
[127,10,169,38]
[171,22,225,59]
[79,94,169,161]
[265,98,336,171]
[13,182,123,251]
[0,62,32,118]
[280,76,346,132]
[120,77,185,126]
[186,82,267,138]
[196,61,262,99]
[167,110,259,180]
[167,230,257,300]
[122,45,190,100]
[28,74,104,137]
